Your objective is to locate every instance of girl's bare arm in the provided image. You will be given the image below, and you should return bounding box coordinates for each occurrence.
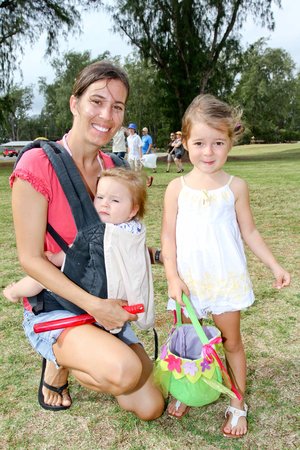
[232,177,290,288]
[161,178,189,303]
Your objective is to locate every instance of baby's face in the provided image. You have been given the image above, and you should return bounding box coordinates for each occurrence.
[94,177,137,224]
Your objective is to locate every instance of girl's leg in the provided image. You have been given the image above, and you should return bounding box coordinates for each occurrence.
[212,311,248,437]
[3,276,43,303]
[50,324,164,420]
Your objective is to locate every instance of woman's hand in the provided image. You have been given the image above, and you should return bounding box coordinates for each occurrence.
[167,276,190,306]
[88,298,138,331]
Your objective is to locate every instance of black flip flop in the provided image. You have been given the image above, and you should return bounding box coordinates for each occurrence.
[38,358,71,411]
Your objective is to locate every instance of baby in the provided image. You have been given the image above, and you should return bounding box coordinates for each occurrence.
[3,167,148,303]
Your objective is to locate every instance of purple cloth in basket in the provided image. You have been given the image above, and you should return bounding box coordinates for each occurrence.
[169,325,219,360]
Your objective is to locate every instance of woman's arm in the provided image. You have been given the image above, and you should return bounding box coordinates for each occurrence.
[12,178,136,329]
[173,139,182,149]
[232,177,291,289]
[161,179,189,304]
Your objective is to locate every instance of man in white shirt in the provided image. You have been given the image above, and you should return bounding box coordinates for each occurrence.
[127,123,142,171]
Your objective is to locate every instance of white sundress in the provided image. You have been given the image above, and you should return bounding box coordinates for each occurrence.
[168,175,255,318]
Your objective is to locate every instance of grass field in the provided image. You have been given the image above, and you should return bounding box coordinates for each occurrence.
[0,143,299,449]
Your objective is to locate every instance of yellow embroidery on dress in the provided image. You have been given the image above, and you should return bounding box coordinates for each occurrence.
[201,190,210,206]
[183,271,252,302]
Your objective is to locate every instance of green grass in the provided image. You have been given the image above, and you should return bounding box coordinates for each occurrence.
[1,143,299,449]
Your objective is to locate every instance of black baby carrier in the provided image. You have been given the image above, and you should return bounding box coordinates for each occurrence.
[15,140,128,316]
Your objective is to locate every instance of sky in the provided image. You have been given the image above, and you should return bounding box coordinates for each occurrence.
[16,0,300,114]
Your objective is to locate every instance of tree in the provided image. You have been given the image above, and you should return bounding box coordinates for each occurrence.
[39,51,113,139]
[108,0,281,122]
[124,56,173,146]
[0,85,33,140]
[233,39,298,141]
[0,0,102,91]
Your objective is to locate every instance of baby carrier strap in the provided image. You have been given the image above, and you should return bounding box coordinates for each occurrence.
[42,140,100,229]
[16,140,108,315]
[16,140,128,230]
[46,223,69,254]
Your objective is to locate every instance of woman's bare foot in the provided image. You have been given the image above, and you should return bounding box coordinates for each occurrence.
[222,402,248,438]
[40,359,72,409]
[167,398,190,418]
[2,283,20,303]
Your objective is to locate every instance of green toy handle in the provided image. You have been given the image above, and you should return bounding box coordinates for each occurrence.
[175,294,242,401]
[175,294,210,344]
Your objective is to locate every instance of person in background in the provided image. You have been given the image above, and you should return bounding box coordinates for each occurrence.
[166,132,176,173]
[141,127,153,156]
[112,126,127,159]
[127,123,143,172]
[141,127,155,184]
[173,131,185,173]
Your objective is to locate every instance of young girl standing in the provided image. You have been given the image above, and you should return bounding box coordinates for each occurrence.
[161,94,290,437]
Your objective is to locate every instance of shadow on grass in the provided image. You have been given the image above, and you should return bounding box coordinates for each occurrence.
[228,148,300,162]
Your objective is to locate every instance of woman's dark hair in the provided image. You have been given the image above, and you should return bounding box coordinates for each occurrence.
[72,60,130,101]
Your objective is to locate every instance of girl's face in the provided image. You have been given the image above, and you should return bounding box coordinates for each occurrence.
[94,177,138,224]
[70,78,127,148]
[184,121,231,174]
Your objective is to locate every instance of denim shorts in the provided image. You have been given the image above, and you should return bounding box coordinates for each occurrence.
[23,308,140,368]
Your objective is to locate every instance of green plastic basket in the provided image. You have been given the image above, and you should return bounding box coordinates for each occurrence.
[154,294,238,407]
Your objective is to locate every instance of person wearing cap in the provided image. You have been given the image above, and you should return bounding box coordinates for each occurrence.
[127,123,143,171]
[173,131,185,173]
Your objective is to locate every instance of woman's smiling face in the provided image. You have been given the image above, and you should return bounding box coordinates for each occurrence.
[70,78,127,147]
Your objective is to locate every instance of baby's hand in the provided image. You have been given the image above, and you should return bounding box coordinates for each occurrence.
[45,250,64,267]
[272,265,291,289]
[168,277,189,306]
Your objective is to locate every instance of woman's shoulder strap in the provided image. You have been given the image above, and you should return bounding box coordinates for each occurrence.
[14,139,65,168]
[16,139,99,229]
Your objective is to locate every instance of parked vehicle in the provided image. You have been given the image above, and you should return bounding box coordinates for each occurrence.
[2,148,18,157]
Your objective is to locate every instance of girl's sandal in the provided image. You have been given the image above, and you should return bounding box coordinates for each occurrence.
[221,404,248,438]
[167,399,191,419]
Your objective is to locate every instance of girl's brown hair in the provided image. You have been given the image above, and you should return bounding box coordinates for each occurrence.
[72,60,130,101]
[182,94,244,145]
[99,168,147,220]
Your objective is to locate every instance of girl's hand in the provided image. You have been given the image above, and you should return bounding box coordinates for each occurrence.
[168,276,190,306]
[272,265,291,289]
[88,299,137,331]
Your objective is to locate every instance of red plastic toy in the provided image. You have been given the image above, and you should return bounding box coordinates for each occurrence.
[33,304,145,333]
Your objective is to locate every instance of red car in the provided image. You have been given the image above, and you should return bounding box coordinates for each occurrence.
[3,148,18,157]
